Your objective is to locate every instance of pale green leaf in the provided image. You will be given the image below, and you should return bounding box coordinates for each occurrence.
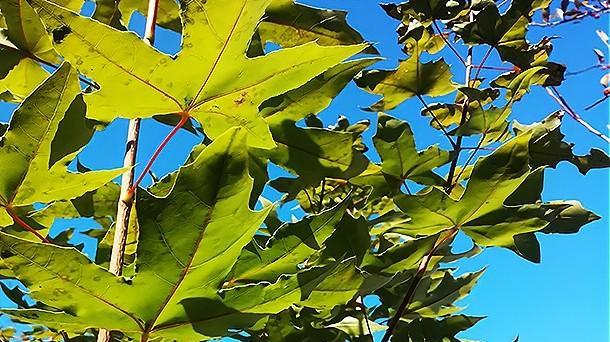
[31,0,368,148]
[355,55,456,111]
[0,63,122,229]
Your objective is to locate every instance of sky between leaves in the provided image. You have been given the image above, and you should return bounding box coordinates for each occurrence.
[0,0,607,341]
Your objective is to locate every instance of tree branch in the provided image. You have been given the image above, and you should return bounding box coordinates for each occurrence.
[445,43,474,191]
[585,94,610,110]
[545,86,610,143]
[99,0,160,341]
[379,228,458,342]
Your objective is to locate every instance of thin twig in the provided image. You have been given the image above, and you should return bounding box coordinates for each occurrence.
[545,86,610,143]
[416,95,457,149]
[382,40,473,342]
[471,65,514,72]
[452,137,484,186]
[432,21,467,66]
[565,64,607,76]
[585,94,610,110]
[472,46,493,84]
[379,229,458,342]
[460,146,495,151]
[452,94,515,185]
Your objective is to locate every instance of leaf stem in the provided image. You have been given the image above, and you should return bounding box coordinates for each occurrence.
[5,206,49,243]
[416,94,457,149]
[129,113,190,193]
[432,21,467,66]
[445,43,474,191]
[470,65,513,72]
[584,94,610,110]
[472,46,493,83]
[379,228,458,342]
[544,86,610,143]
[565,64,606,76]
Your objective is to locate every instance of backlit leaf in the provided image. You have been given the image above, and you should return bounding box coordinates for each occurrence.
[31,0,368,148]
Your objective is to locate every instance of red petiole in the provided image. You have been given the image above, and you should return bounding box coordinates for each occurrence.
[5,206,50,243]
[470,65,515,72]
[129,113,191,194]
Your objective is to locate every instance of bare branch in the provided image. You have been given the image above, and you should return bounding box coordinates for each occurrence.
[585,94,610,110]
[545,86,610,143]
[98,0,161,341]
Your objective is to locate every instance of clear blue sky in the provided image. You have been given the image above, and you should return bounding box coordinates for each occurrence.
[0,1,608,341]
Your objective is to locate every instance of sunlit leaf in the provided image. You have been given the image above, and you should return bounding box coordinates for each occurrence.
[355,54,456,111]
[0,63,121,232]
[31,0,368,148]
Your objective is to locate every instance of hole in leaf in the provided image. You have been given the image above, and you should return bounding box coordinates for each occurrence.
[52,26,72,44]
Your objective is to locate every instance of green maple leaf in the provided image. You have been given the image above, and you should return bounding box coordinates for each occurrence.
[385,120,599,260]
[492,64,566,100]
[259,0,378,54]
[256,59,375,199]
[30,0,368,148]
[453,104,513,146]
[0,0,62,62]
[374,113,450,183]
[0,129,365,340]
[352,113,451,199]
[355,54,456,111]
[513,111,610,174]
[372,269,482,323]
[90,0,375,53]
[0,0,60,101]
[138,60,376,210]
[230,199,348,283]
[0,63,122,232]
[361,235,437,276]
[454,0,552,68]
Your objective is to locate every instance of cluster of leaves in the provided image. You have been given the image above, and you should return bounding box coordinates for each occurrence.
[0,0,607,341]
